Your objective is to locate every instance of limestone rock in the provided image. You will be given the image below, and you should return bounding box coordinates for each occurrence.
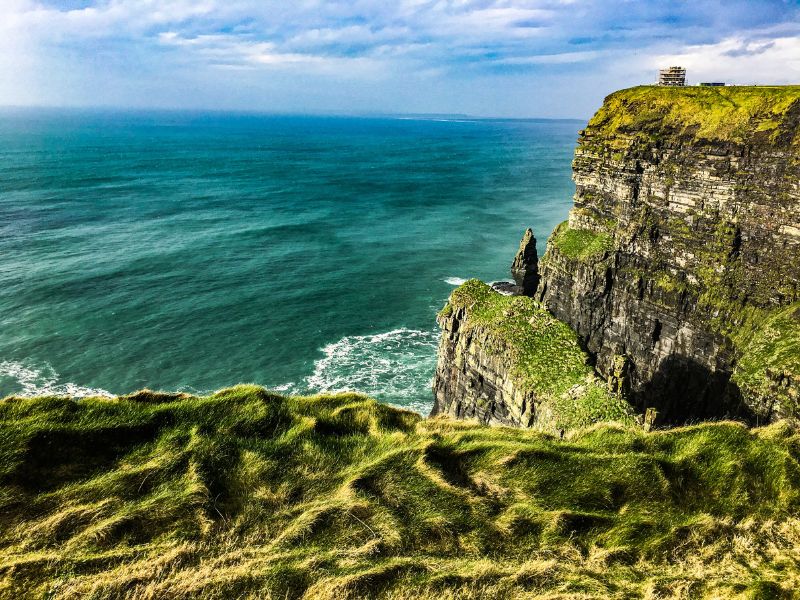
[490,280,522,295]
[536,86,800,424]
[433,86,800,428]
[430,280,634,431]
[510,228,539,296]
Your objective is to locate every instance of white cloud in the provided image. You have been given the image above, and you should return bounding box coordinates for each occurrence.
[156,31,384,76]
[498,49,605,65]
[0,0,798,115]
[653,34,800,86]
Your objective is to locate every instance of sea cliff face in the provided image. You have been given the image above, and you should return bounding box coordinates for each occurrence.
[434,86,800,426]
[431,280,634,430]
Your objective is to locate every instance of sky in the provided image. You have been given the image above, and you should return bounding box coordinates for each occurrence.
[1,0,799,118]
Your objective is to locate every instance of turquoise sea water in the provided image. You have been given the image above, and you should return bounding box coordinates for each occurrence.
[0,109,579,413]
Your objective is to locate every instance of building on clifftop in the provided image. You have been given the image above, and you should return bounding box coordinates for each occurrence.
[658,66,686,86]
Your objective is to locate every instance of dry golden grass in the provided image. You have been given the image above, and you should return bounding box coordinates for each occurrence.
[1,386,798,599]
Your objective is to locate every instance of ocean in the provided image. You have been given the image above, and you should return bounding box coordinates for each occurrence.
[0,109,579,414]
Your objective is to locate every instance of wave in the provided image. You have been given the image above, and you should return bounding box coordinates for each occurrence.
[270,382,296,393]
[0,329,440,414]
[304,328,439,414]
[444,277,468,286]
[0,360,114,398]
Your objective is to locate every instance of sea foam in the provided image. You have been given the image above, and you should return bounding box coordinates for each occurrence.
[0,360,114,398]
[444,277,468,286]
[305,328,439,414]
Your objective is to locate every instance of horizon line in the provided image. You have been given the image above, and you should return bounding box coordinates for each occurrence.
[0,103,587,122]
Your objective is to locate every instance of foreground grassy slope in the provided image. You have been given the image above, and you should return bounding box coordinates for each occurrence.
[1,386,800,599]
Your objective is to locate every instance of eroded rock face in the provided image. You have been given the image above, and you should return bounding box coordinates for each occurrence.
[537,86,800,423]
[432,304,537,427]
[538,242,737,422]
[511,228,539,296]
[430,280,634,430]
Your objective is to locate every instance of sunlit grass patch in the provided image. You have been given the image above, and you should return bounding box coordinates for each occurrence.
[445,279,634,430]
[0,386,797,597]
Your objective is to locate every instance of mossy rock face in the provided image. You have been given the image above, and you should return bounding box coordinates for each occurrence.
[536,86,800,423]
[2,387,800,598]
[432,280,634,431]
[732,304,800,417]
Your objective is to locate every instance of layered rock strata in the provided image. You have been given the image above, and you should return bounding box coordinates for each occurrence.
[431,279,634,430]
[536,86,800,423]
[434,86,800,427]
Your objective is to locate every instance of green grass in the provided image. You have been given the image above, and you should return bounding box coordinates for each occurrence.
[549,221,614,263]
[732,304,800,417]
[586,85,800,150]
[445,280,635,430]
[0,386,799,598]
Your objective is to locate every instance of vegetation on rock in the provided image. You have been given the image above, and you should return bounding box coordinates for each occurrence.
[586,85,800,149]
[548,221,614,264]
[732,303,800,417]
[444,280,633,430]
[1,386,799,598]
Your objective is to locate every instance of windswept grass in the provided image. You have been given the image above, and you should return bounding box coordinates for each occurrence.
[586,85,800,149]
[1,385,799,598]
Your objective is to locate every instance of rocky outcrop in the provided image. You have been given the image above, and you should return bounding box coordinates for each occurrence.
[511,228,539,295]
[536,86,800,423]
[432,302,537,427]
[431,280,634,430]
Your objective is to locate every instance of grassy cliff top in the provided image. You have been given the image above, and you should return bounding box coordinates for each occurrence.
[548,220,614,263]
[585,85,800,148]
[443,280,634,430]
[1,386,799,598]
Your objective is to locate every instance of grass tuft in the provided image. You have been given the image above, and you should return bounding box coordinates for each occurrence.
[586,85,800,150]
[549,221,614,263]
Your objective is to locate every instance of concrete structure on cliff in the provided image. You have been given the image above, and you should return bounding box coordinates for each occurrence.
[658,66,686,86]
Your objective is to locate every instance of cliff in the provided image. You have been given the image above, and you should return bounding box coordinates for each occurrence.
[537,85,800,423]
[431,279,633,430]
[2,386,800,598]
[433,86,800,427]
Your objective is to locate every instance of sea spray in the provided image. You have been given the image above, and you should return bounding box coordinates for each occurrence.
[304,328,439,414]
[0,361,114,398]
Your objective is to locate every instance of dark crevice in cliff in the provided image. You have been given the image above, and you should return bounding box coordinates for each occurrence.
[651,320,662,345]
[632,357,756,425]
[729,226,742,260]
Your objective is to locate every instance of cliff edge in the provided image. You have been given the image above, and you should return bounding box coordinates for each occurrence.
[3,386,799,598]
[435,86,800,427]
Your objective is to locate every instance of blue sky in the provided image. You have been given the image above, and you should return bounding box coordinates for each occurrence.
[2,0,799,118]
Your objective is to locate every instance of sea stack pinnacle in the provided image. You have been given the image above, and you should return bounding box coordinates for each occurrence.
[511,228,539,296]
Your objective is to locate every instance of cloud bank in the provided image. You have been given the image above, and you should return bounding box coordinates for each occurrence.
[2,0,798,117]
